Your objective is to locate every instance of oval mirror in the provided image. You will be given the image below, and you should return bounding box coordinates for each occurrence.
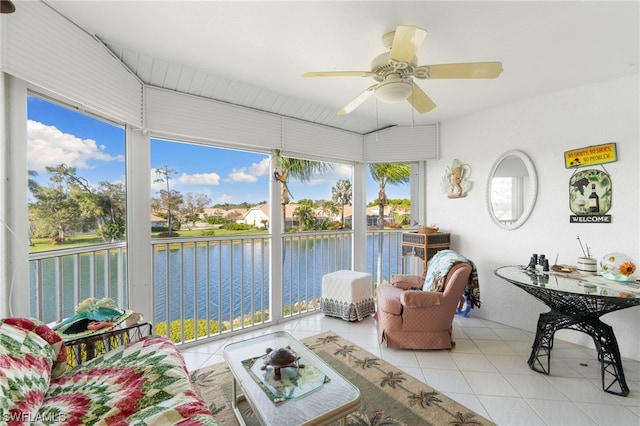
[486,150,538,230]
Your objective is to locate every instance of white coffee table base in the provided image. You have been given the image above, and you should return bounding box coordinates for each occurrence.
[231,377,349,426]
[224,331,360,426]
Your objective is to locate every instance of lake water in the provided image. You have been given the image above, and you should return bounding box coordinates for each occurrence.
[153,234,401,323]
[33,234,402,323]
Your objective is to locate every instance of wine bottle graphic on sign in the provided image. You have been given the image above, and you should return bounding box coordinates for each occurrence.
[588,183,600,213]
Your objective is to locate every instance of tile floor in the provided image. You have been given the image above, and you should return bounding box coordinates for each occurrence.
[181,313,640,426]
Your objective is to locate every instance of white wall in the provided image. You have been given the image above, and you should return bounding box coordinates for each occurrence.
[427,74,640,360]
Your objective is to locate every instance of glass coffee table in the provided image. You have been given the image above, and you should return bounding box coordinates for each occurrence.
[223,331,360,425]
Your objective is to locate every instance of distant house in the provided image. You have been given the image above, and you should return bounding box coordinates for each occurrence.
[202,207,248,223]
[243,204,269,229]
[242,203,304,229]
[240,203,411,230]
[202,207,227,219]
[225,208,247,223]
[363,205,409,227]
[150,214,166,228]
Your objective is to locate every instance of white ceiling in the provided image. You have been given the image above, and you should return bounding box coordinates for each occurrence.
[43,1,639,134]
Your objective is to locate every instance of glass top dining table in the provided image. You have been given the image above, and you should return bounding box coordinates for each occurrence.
[495,265,640,396]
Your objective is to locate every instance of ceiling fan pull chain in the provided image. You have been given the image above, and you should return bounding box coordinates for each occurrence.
[375,98,380,141]
[411,83,415,128]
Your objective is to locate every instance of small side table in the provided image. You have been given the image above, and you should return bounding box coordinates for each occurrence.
[320,270,375,321]
[63,322,153,368]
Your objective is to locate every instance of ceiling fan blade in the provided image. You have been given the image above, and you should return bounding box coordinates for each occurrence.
[389,25,427,63]
[425,62,503,79]
[407,83,436,113]
[303,71,374,78]
[338,84,377,115]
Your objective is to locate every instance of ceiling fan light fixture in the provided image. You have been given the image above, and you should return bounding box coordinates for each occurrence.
[375,79,412,103]
[1,0,16,13]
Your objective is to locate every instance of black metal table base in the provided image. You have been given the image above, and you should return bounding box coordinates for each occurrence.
[495,266,640,398]
[528,310,628,396]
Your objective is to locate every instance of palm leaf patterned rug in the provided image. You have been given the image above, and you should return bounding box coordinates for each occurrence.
[189,331,495,426]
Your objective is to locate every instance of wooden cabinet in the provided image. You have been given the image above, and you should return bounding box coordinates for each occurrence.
[401,232,451,274]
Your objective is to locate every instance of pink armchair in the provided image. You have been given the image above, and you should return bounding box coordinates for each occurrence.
[375,261,472,349]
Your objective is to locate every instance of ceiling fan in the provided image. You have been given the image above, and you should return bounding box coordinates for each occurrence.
[303,25,503,115]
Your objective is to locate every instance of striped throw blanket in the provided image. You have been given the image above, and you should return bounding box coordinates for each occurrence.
[423,250,481,309]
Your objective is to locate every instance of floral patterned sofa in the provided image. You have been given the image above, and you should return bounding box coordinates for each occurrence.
[0,317,216,425]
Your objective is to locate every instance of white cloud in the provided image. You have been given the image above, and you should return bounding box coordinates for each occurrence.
[331,164,354,179]
[177,172,221,185]
[218,193,233,203]
[27,120,123,171]
[249,157,271,176]
[150,172,220,194]
[302,163,354,186]
[225,157,270,183]
[226,169,258,183]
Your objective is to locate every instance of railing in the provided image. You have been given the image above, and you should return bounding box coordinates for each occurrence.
[281,229,404,318]
[281,230,353,319]
[28,242,128,324]
[152,235,271,344]
[28,229,405,345]
[366,229,404,285]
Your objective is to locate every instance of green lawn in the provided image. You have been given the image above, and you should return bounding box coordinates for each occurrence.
[30,234,107,252]
[29,227,269,253]
[28,226,401,253]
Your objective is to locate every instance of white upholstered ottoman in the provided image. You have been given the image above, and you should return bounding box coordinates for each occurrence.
[320,270,375,321]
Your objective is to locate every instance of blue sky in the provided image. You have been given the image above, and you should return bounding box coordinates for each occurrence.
[27,95,409,204]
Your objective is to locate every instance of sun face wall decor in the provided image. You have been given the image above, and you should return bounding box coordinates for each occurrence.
[441,159,472,199]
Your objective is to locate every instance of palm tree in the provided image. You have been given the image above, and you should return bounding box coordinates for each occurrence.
[331,179,352,228]
[368,163,411,229]
[318,200,340,228]
[28,170,40,194]
[293,204,316,231]
[275,152,333,232]
[369,163,411,283]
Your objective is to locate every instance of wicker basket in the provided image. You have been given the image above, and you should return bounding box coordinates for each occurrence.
[418,226,439,234]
